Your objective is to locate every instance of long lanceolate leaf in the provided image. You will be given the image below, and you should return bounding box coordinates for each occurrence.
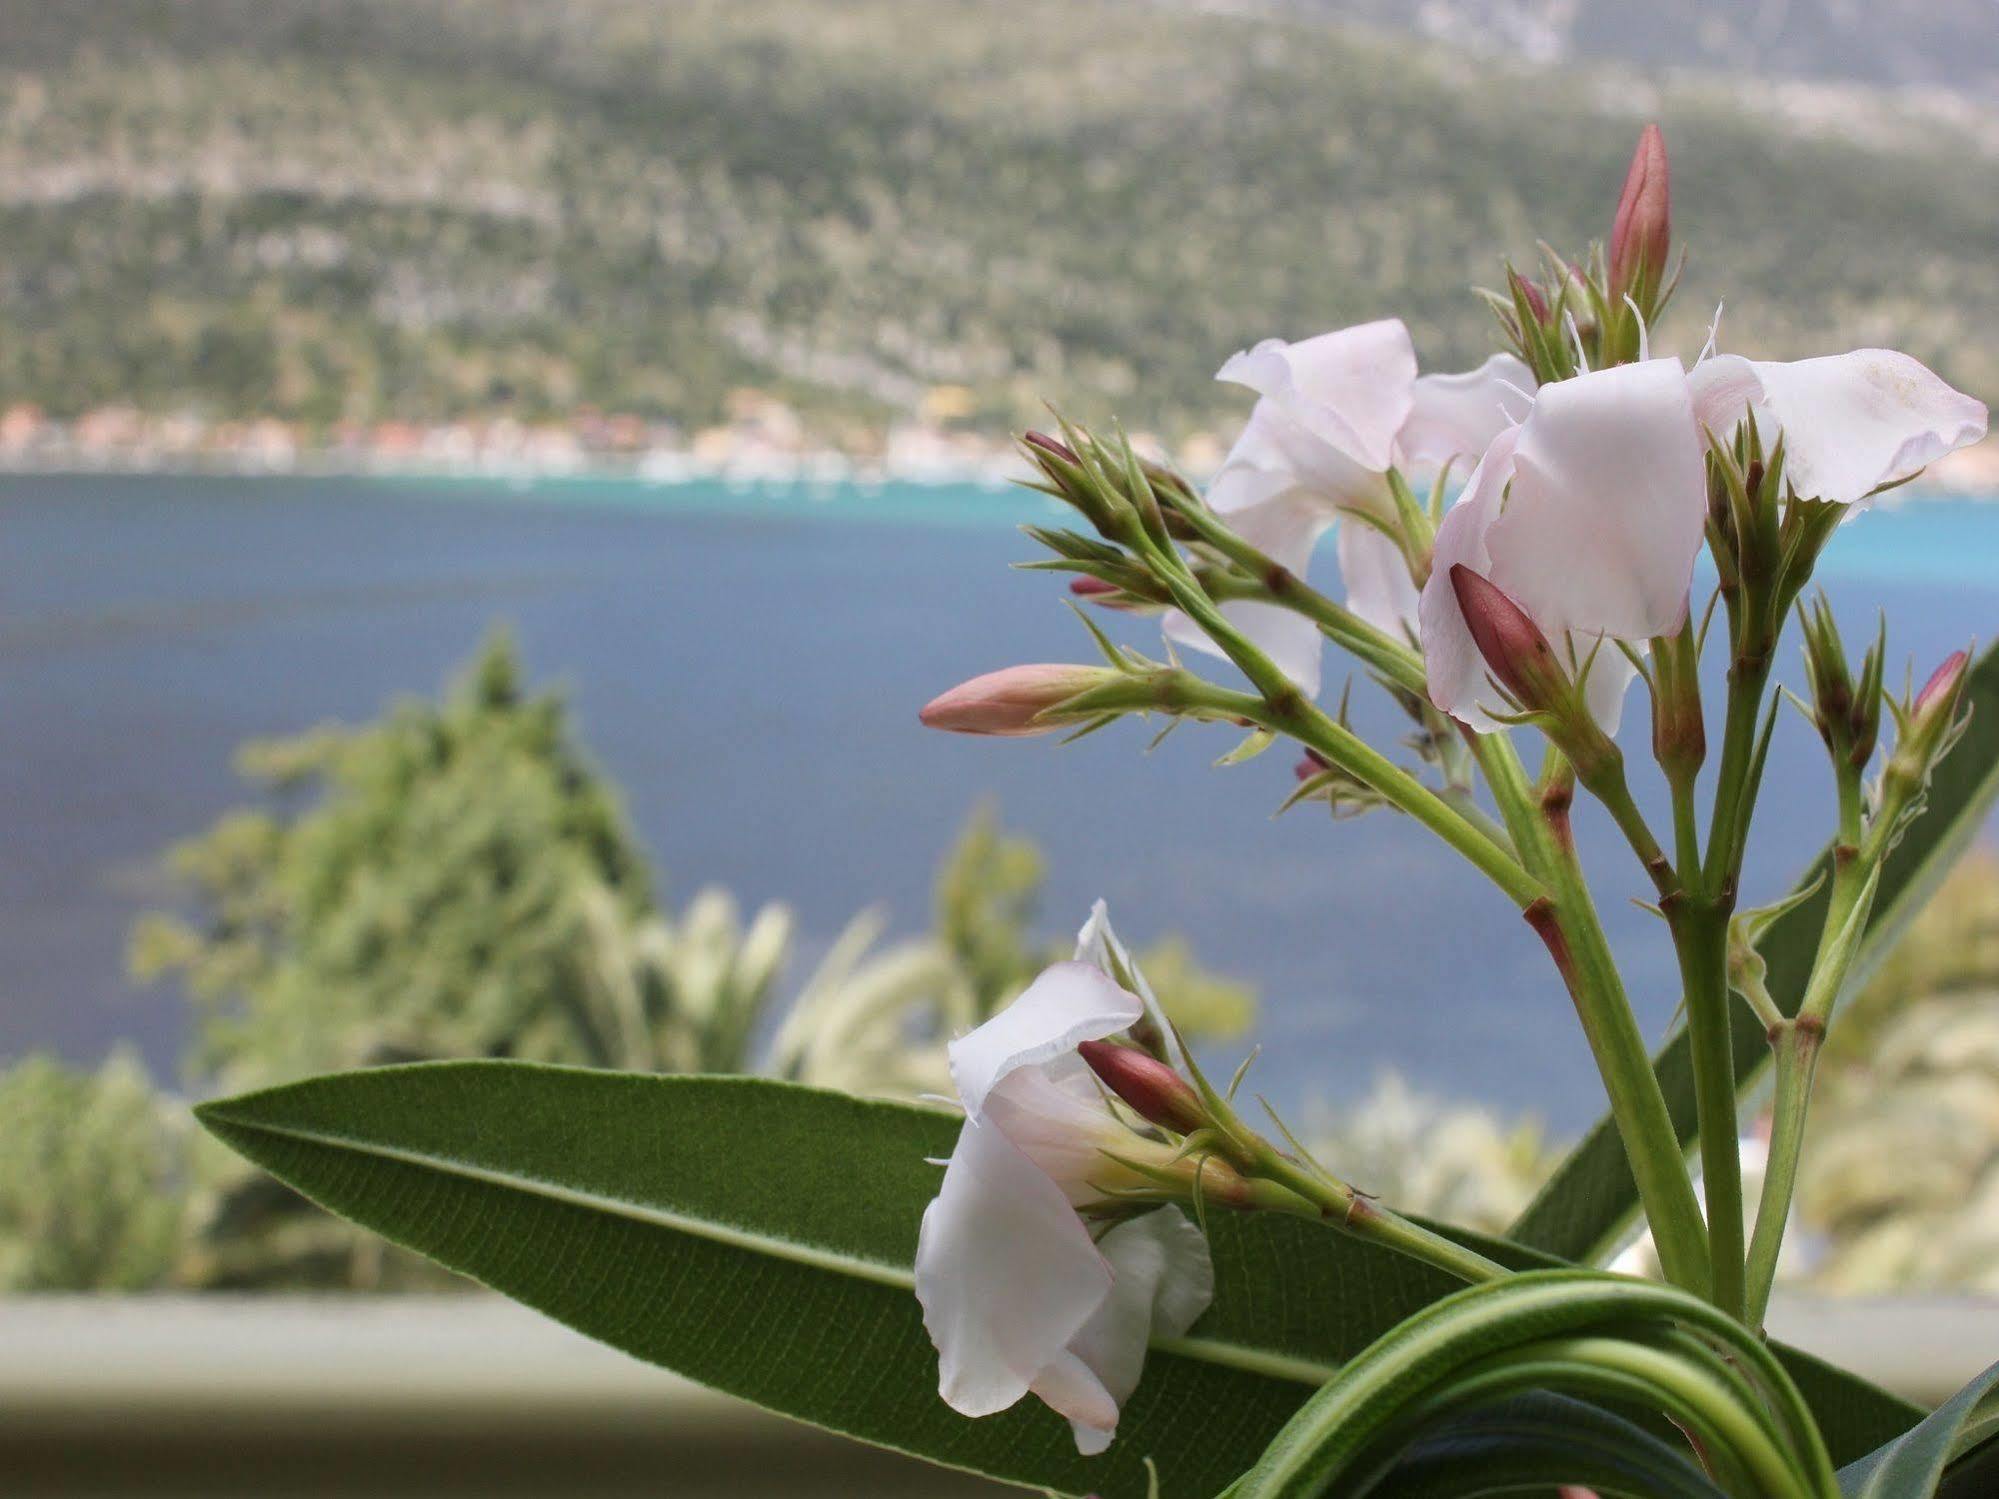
[1361,1394,1727,1499]
[1839,1359,1999,1498]
[197,1062,1916,1494]
[198,1064,1519,1499]
[1511,641,1999,1270]
[1231,1272,1837,1499]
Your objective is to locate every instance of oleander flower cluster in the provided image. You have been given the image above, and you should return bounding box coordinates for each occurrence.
[914,122,1991,1483]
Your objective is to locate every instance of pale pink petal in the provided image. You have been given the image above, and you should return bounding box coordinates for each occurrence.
[1697,350,1987,507]
[1036,1208,1214,1455]
[1336,523,1420,639]
[1484,358,1704,642]
[1400,353,1535,470]
[1575,636,1641,738]
[1161,490,1330,697]
[1073,901,1182,1071]
[982,1066,1125,1206]
[1418,426,1518,731]
[948,961,1141,1120]
[1686,353,1764,439]
[1217,320,1417,474]
[917,1117,1112,1420]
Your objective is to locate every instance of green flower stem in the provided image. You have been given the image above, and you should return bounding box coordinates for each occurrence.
[1162,519,1709,1296]
[1669,902,1747,1320]
[1571,747,1676,901]
[1467,734,1712,1297]
[1159,588,1547,912]
[1242,1144,1510,1287]
[1743,1018,1822,1331]
[1742,787,1889,1328]
[1526,805,1713,1298]
[1703,654,1775,893]
[1165,499,1430,697]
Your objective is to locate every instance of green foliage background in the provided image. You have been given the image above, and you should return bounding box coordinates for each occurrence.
[0,0,1992,435]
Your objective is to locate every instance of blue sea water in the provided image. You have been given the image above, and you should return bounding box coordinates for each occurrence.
[3,473,1995,1129]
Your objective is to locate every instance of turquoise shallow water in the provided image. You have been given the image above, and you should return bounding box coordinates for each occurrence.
[3,474,1994,1127]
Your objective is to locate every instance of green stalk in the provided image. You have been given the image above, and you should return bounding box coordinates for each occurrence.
[1743,1019,1821,1330]
[1247,1146,1510,1287]
[1464,733,1711,1296]
[1527,817,1712,1298]
[1161,587,1546,911]
[1171,499,1429,696]
[1670,903,1746,1320]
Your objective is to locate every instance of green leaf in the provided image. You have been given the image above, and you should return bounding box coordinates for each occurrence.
[1510,642,1999,1274]
[195,1063,1536,1499]
[1839,1359,1999,1498]
[1361,1394,1727,1498]
[1231,1271,1834,1499]
[198,1062,1913,1491]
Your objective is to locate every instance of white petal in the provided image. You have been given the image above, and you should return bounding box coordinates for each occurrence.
[1336,522,1419,639]
[982,1066,1125,1206]
[1574,634,1641,738]
[1072,901,1182,1071]
[1697,349,1987,507]
[1040,1208,1215,1456]
[1161,489,1330,697]
[948,961,1141,1120]
[1686,352,1764,439]
[1418,426,1517,732]
[917,1118,1112,1420]
[1399,353,1535,470]
[1484,358,1704,642]
[1217,320,1417,475]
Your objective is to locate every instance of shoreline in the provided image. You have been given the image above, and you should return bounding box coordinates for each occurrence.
[3,453,1995,505]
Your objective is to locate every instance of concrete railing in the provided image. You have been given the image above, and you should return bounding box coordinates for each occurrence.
[4,1292,1996,1494]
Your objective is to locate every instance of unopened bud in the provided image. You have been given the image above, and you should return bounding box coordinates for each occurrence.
[1507,265,1550,325]
[1915,650,1969,727]
[1022,430,1079,466]
[1450,565,1570,714]
[1293,749,1330,783]
[1609,124,1671,304]
[1078,1039,1208,1135]
[919,664,1111,737]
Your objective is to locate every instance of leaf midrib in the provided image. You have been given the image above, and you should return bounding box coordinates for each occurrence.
[209,1111,1340,1389]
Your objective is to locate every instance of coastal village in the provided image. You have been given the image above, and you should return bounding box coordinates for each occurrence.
[3,391,1993,494]
[0,388,1229,489]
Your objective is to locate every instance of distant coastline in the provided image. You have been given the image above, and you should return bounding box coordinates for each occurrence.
[3,401,1996,497]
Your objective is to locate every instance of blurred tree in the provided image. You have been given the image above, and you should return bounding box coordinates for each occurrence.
[0,1050,185,1291]
[132,631,664,1087]
[1797,850,1999,1293]
[124,638,1257,1286]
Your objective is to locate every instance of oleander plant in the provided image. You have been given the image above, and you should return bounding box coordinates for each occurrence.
[198,129,1999,1496]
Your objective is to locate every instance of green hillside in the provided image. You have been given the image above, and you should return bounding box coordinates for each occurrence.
[0,0,1993,437]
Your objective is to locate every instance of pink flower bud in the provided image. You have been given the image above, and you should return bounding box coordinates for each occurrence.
[1449,564,1568,714]
[1507,265,1550,325]
[918,664,1108,737]
[1067,576,1142,614]
[1293,749,1330,782]
[1609,125,1671,302]
[1077,1040,1207,1135]
[1023,430,1080,465]
[1914,649,1970,725]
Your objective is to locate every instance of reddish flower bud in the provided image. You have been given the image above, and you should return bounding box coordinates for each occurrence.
[1609,125,1671,303]
[1067,576,1142,614]
[919,664,1112,737]
[1914,649,1970,726]
[1449,564,1569,714]
[1077,1040,1207,1135]
[1293,748,1331,782]
[1022,430,1079,465]
[1507,265,1550,325]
